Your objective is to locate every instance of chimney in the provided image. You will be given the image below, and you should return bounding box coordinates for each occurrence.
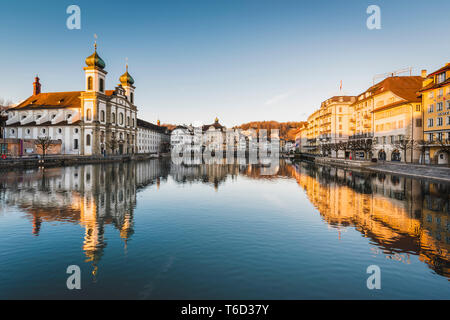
[421,69,427,78]
[33,76,41,95]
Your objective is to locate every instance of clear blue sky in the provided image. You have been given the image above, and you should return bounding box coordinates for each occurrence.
[0,0,449,126]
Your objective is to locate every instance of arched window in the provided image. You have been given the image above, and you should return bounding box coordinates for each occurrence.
[87,77,93,90]
[127,116,130,126]
[101,110,105,122]
[86,134,91,146]
[99,78,104,92]
[86,109,92,121]
[130,92,134,104]
[112,113,116,124]
[119,113,124,125]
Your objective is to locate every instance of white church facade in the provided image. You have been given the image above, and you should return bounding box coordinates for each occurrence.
[4,44,139,156]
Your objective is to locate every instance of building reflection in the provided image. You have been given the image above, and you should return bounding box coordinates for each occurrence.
[288,162,450,278]
[0,158,448,280]
[0,160,169,276]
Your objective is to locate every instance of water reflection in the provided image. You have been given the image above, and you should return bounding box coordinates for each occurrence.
[0,158,448,284]
[289,161,450,278]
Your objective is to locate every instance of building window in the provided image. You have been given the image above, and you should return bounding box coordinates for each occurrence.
[428,104,434,113]
[447,116,450,126]
[101,110,105,122]
[41,128,46,135]
[26,128,31,135]
[74,128,79,134]
[57,128,62,134]
[86,109,92,121]
[437,102,443,111]
[437,72,446,83]
[74,139,79,149]
[416,119,422,127]
[87,77,93,90]
[112,113,116,124]
[437,132,443,141]
[86,134,91,146]
[437,117,443,126]
[428,133,433,141]
[416,105,421,112]
[428,118,434,127]
[99,78,104,92]
[130,92,134,104]
[447,101,450,110]
[119,113,124,125]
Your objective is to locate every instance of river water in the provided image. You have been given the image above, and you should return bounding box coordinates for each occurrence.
[0,158,449,299]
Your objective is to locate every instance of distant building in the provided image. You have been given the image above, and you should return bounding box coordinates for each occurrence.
[202,117,226,151]
[136,119,170,154]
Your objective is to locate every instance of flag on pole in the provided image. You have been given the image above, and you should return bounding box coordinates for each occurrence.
[339,80,342,91]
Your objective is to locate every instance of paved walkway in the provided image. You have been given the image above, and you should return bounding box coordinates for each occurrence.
[368,162,450,182]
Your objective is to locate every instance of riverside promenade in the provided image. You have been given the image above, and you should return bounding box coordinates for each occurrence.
[0,153,165,170]
[313,156,450,183]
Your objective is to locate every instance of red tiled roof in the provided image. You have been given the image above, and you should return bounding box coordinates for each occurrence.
[13,92,82,110]
[354,76,423,104]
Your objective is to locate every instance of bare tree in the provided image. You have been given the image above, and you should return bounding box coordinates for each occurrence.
[105,135,124,155]
[392,136,416,163]
[331,143,340,158]
[359,138,374,160]
[0,98,13,139]
[35,136,54,161]
[414,139,430,164]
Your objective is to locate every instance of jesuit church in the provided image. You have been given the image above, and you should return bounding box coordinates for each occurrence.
[4,44,138,156]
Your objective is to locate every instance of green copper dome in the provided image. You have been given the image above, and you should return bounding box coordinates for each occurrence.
[85,50,106,69]
[120,70,134,85]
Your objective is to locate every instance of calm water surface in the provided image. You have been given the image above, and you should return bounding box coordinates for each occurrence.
[0,158,449,299]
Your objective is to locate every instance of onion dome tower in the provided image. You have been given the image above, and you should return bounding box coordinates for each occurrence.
[84,42,107,93]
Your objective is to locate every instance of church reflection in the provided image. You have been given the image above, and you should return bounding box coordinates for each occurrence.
[288,162,450,278]
[0,160,170,276]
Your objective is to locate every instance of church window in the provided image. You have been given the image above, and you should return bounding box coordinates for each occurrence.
[87,77,93,90]
[119,113,124,125]
[86,109,92,121]
[130,92,134,104]
[112,113,116,124]
[101,110,105,122]
[86,134,91,146]
[57,128,62,134]
[99,78,104,92]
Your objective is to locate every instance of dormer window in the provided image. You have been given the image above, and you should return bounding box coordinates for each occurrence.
[437,72,446,84]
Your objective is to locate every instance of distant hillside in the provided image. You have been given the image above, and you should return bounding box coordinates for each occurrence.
[233,121,307,141]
